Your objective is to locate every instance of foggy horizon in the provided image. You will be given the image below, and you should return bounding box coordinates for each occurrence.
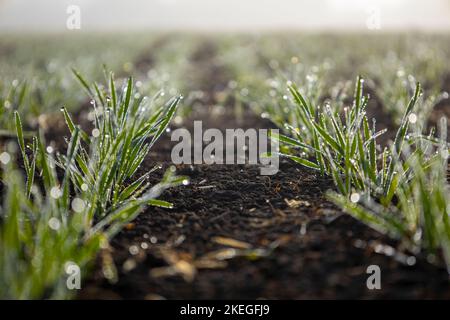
[1,0,449,32]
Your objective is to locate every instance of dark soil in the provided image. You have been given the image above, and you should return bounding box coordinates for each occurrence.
[78,40,450,300]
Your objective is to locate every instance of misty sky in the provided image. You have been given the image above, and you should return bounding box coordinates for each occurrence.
[0,0,449,32]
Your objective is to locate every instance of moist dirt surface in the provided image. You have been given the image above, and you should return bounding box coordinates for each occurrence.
[74,40,450,299]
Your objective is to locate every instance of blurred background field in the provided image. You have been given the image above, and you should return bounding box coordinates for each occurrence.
[1,32,449,132]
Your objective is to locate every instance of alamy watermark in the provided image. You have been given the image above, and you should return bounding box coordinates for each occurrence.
[366,6,381,30]
[65,261,81,290]
[170,121,279,175]
[366,265,381,290]
[66,5,81,30]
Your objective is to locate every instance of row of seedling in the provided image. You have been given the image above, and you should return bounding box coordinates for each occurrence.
[0,70,186,298]
[272,74,450,272]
